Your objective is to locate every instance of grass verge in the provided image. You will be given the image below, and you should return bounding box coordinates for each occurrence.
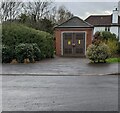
[106,57,120,63]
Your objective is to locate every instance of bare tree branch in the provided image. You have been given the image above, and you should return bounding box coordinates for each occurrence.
[0,0,23,22]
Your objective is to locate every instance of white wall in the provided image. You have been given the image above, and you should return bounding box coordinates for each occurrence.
[110,26,119,37]
[94,27,105,34]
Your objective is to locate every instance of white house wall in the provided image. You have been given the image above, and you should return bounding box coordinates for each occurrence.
[93,27,105,34]
[110,26,118,37]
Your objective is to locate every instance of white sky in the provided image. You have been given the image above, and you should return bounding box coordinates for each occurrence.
[1,0,120,20]
[54,1,119,19]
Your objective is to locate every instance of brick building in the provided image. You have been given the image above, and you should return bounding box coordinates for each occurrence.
[55,16,93,57]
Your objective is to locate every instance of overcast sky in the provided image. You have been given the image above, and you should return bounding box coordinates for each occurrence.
[54,1,119,20]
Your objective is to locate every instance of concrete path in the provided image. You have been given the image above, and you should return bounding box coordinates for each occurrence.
[2,57,119,75]
[2,75,118,111]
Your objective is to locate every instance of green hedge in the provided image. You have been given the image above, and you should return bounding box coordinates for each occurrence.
[2,23,54,59]
[2,45,14,63]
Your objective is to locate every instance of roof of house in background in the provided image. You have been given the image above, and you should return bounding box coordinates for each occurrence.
[55,16,93,28]
[85,15,120,26]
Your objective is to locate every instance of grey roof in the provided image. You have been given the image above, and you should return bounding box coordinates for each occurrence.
[55,16,93,28]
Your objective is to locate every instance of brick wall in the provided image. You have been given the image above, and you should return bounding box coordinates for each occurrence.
[55,28,93,56]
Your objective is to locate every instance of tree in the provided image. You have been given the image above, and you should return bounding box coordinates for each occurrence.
[56,5,73,24]
[0,0,22,22]
[23,0,53,22]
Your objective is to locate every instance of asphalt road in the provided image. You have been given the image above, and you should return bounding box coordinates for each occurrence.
[2,58,119,75]
[2,75,118,111]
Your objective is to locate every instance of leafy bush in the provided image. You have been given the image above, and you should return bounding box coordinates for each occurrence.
[87,43,110,63]
[93,31,119,57]
[2,23,54,59]
[32,43,41,61]
[15,43,41,63]
[106,39,118,57]
[15,43,34,63]
[2,45,13,63]
[100,31,117,41]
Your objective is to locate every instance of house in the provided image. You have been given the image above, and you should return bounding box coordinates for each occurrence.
[55,5,120,57]
[85,8,120,41]
[54,16,93,57]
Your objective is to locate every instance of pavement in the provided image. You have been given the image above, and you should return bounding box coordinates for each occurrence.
[2,57,119,75]
[2,75,118,111]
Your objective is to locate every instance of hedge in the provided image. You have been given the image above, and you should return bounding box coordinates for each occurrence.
[2,45,14,63]
[2,23,54,59]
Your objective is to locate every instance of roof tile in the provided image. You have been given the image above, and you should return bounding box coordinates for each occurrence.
[85,15,120,26]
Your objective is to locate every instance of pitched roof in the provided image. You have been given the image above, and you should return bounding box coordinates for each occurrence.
[85,15,120,26]
[55,16,93,28]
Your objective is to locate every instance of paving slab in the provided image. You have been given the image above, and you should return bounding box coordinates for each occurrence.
[2,57,119,75]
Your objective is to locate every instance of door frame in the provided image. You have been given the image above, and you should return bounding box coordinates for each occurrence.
[61,31,87,56]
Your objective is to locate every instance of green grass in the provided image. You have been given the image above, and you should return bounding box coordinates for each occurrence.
[106,57,120,63]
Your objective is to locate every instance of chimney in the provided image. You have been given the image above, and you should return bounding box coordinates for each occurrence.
[112,8,118,24]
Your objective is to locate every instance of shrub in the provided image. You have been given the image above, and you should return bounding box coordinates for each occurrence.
[93,31,119,57]
[15,43,41,63]
[32,43,41,61]
[100,31,117,41]
[2,23,54,59]
[87,43,110,63]
[2,45,13,63]
[106,39,118,57]
[15,43,34,63]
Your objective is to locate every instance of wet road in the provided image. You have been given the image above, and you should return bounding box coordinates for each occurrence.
[2,75,118,111]
[2,58,118,75]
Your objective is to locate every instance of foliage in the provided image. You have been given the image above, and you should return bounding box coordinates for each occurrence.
[106,57,120,63]
[32,43,41,61]
[15,43,34,63]
[15,43,41,63]
[2,45,13,63]
[100,31,117,41]
[2,23,54,59]
[105,39,118,57]
[86,43,110,63]
[92,31,119,57]
[57,5,74,24]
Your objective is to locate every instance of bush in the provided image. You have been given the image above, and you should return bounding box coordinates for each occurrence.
[100,31,117,41]
[87,43,110,63]
[2,23,54,59]
[106,39,118,57]
[93,31,119,57]
[32,43,41,61]
[15,43,34,63]
[15,43,41,63]
[2,45,13,63]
